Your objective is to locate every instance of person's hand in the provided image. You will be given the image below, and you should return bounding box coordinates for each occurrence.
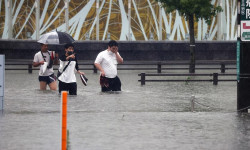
[110,47,118,54]
[78,71,84,75]
[69,53,75,59]
[100,71,105,77]
[67,53,75,60]
[40,61,45,65]
[113,47,118,54]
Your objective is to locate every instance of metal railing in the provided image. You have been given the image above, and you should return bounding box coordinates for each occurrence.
[138,73,237,85]
[5,61,236,74]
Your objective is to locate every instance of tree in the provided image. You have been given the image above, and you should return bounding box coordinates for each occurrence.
[156,0,223,73]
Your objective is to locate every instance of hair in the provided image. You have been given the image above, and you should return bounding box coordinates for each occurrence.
[64,43,74,49]
[40,43,47,46]
[108,40,118,47]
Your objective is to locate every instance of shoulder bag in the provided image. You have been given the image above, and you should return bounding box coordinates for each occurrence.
[57,60,71,78]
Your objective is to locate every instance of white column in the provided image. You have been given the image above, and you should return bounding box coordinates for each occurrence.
[96,0,99,40]
[217,0,222,40]
[8,0,12,39]
[128,0,131,41]
[35,0,40,40]
[237,0,240,38]
[159,3,162,41]
[0,55,5,110]
[65,0,69,33]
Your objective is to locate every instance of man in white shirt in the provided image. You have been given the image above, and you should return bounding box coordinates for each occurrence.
[94,40,123,92]
[33,43,58,90]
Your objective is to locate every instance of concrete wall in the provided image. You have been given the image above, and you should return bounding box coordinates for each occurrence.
[0,40,236,61]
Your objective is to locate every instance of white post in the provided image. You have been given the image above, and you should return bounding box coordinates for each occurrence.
[149,32,154,40]
[128,0,131,41]
[185,33,190,41]
[107,32,110,40]
[166,33,170,40]
[65,0,69,33]
[237,1,240,38]
[159,3,162,41]
[8,0,12,39]
[190,95,195,112]
[0,55,5,110]
[96,0,99,40]
[85,32,90,40]
[217,0,222,40]
[35,0,40,40]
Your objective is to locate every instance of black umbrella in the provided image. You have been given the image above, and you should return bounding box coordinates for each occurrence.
[38,31,75,44]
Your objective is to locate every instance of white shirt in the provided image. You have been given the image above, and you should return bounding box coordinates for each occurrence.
[58,60,77,83]
[95,49,118,78]
[33,51,54,76]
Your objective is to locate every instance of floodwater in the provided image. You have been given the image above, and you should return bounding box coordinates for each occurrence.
[0,65,250,150]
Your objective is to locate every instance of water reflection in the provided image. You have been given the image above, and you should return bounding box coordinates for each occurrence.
[0,70,250,150]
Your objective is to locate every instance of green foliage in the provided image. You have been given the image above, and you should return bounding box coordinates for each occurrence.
[156,0,223,24]
[185,76,191,85]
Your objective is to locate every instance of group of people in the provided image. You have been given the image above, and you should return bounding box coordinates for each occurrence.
[33,40,123,95]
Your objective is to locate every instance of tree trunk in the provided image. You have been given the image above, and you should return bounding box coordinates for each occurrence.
[189,14,195,73]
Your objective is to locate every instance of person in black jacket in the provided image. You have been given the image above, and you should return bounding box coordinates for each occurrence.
[58,43,85,95]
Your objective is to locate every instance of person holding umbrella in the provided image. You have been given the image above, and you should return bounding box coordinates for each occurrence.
[33,42,58,91]
[34,30,75,91]
[57,43,85,95]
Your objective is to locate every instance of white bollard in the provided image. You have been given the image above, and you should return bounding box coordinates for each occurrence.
[190,95,195,112]
[0,55,5,110]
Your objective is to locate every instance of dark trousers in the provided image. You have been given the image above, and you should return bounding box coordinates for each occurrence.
[101,76,121,92]
[59,80,77,95]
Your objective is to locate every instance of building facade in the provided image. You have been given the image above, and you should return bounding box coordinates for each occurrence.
[0,0,237,41]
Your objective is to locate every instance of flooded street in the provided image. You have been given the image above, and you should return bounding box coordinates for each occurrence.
[0,68,250,150]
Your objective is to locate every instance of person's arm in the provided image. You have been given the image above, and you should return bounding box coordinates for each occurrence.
[77,70,84,75]
[33,61,44,67]
[75,56,84,75]
[33,53,44,67]
[115,52,123,64]
[113,47,123,64]
[94,63,105,77]
[94,52,105,76]
[53,52,59,65]
[65,53,75,61]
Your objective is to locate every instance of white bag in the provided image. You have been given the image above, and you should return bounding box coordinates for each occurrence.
[41,62,48,74]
